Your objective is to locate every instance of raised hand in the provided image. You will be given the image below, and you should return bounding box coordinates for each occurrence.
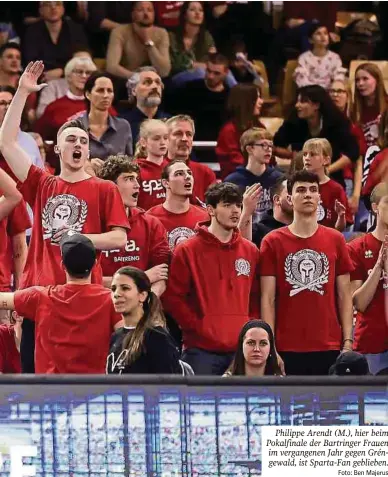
[242,183,263,217]
[19,61,47,94]
[377,234,388,270]
[334,199,346,218]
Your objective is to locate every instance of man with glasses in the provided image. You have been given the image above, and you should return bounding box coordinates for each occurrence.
[225,127,282,224]
[35,56,97,141]
[23,1,88,82]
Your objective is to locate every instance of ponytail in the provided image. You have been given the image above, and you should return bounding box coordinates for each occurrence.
[122,291,166,365]
[134,139,147,160]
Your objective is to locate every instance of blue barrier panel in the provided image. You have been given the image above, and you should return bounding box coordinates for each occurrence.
[0,376,387,476]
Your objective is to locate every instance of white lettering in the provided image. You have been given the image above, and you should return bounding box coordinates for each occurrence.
[9,445,37,476]
[142,179,164,195]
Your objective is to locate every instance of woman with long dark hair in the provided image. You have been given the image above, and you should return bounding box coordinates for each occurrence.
[106,266,181,374]
[78,71,132,162]
[273,84,359,188]
[216,83,264,179]
[224,320,282,376]
[169,1,215,76]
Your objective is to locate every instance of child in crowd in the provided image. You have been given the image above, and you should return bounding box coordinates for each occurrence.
[135,119,170,211]
[294,23,346,90]
[302,138,352,231]
[224,127,282,224]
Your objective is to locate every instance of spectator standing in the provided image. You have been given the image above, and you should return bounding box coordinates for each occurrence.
[0,61,128,373]
[166,115,216,206]
[169,53,230,141]
[147,159,208,251]
[294,23,346,90]
[135,119,169,211]
[224,128,282,224]
[107,266,181,374]
[77,72,133,161]
[302,138,352,231]
[106,1,171,80]
[36,51,95,119]
[163,182,260,375]
[273,85,359,189]
[120,67,170,149]
[347,182,388,375]
[0,85,44,240]
[224,321,282,376]
[34,56,97,141]
[217,84,264,179]
[252,176,293,248]
[329,78,366,214]
[0,233,123,374]
[98,155,170,296]
[352,63,387,148]
[260,171,354,376]
[169,2,215,77]
[23,1,88,82]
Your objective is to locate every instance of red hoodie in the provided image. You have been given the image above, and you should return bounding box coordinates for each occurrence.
[101,207,170,276]
[137,158,169,210]
[163,222,260,352]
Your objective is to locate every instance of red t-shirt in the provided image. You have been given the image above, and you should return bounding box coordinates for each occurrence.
[101,207,170,277]
[18,165,129,288]
[259,225,353,352]
[0,199,31,291]
[14,284,122,374]
[347,233,388,354]
[154,1,183,28]
[0,325,21,373]
[146,203,209,250]
[318,179,353,228]
[137,158,169,211]
[362,148,388,197]
[360,107,381,148]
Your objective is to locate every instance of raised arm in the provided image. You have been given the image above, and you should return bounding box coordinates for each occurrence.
[0,61,46,182]
[0,168,22,221]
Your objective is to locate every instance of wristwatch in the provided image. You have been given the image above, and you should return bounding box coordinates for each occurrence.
[144,40,154,48]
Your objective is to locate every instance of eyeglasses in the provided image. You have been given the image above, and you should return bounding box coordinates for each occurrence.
[329,89,346,95]
[0,100,11,108]
[252,142,273,151]
[72,69,93,77]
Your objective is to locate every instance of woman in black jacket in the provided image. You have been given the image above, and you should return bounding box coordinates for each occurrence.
[274,85,360,188]
[106,266,181,375]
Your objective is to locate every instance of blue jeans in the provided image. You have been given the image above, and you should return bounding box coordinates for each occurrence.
[182,347,234,375]
[363,350,388,375]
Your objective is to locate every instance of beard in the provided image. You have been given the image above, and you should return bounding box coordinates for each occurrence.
[143,95,161,108]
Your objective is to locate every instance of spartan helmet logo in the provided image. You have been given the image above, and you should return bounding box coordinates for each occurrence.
[42,194,88,243]
[285,249,329,296]
[299,257,315,283]
[54,204,72,222]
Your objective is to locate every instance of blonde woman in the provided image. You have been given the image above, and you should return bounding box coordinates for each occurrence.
[135,119,169,210]
[329,78,367,214]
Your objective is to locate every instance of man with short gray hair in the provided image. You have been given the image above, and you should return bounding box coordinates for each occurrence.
[120,66,169,148]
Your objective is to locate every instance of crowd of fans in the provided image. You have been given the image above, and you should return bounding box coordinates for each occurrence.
[0,1,387,379]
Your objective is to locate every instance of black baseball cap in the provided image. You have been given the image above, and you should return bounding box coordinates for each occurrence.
[60,232,96,277]
[329,351,370,376]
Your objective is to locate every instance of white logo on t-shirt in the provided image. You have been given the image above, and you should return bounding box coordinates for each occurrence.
[142,179,165,197]
[168,227,195,250]
[317,203,325,222]
[235,258,250,277]
[285,249,329,296]
[42,194,88,243]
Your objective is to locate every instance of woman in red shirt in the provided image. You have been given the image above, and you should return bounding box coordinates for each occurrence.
[216,83,264,179]
[351,63,387,149]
